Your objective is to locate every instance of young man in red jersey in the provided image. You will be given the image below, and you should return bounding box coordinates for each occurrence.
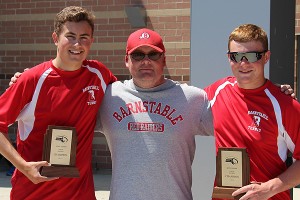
[206,24,300,200]
[0,6,116,199]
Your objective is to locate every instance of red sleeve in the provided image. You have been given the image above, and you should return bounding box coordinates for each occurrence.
[283,98,300,160]
[204,76,234,100]
[0,67,39,133]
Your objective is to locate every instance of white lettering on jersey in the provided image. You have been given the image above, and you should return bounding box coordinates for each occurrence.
[247,110,268,133]
[82,85,99,92]
[248,110,268,120]
[83,85,99,106]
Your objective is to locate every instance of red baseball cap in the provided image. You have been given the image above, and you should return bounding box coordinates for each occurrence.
[126,28,165,54]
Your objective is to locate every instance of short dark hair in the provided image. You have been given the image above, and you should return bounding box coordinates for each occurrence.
[54,6,95,36]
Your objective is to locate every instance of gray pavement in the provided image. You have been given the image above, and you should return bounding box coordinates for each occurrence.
[0,170,111,200]
[2,170,300,200]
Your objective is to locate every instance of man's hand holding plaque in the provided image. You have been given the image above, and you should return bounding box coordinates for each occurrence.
[212,147,250,199]
[40,125,80,177]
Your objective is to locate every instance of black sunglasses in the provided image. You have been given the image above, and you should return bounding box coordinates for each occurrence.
[228,51,267,63]
[130,51,163,61]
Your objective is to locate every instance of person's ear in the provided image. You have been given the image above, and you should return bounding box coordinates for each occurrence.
[163,55,166,66]
[264,50,271,64]
[125,55,129,68]
[52,32,59,46]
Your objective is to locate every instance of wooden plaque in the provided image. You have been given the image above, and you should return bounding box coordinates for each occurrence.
[40,125,79,177]
[212,147,250,199]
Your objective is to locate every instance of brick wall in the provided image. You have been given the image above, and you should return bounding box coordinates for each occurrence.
[0,0,191,170]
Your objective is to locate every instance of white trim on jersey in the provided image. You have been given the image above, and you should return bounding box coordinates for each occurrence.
[264,89,295,162]
[17,68,53,141]
[210,80,237,107]
[83,64,107,93]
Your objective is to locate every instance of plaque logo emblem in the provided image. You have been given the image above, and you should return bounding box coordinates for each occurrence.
[225,157,238,165]
[55,136,68,143]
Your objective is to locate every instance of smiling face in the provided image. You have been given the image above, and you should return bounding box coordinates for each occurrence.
[52,21,94,71]
[228,40,270,89]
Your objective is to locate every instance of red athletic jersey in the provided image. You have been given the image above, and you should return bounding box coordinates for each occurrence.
[0,60,116,200]
[205,77,300,200]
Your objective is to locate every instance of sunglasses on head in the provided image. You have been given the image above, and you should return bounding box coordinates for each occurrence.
[130,51,163,61]
[228,51,267,63]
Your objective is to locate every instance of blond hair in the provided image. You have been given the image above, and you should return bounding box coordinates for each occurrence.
[228,24,268,51]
